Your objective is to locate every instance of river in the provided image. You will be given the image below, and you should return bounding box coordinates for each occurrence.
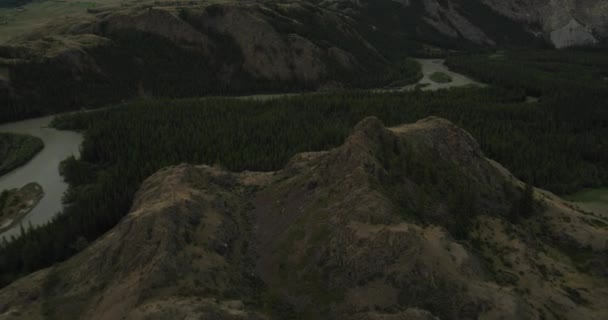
[0,115,82,240]
[401,59,484,91]
[0,59,481,240]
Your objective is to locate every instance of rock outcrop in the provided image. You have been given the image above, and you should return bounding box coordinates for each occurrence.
[480,0,607,47]
[1,117,606,319]
[321,0,608,47]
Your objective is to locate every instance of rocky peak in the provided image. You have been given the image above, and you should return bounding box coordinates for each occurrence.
[1,117,606,319]
[320,0,608,47]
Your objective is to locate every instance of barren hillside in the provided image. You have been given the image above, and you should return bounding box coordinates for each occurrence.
[1,117,606,320]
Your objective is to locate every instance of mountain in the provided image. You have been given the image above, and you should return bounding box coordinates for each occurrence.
[2,0,608,123]
[0,1,392,122]
[317,0,607,48]
[1,117,606,320]
[479,0,608,48]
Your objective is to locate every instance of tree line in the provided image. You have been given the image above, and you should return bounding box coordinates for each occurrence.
[1,49,607,287]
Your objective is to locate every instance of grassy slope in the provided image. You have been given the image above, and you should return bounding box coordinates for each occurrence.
[565,188,608,217]
[0,0,125,43]
[0,132,43,176]
[566,188,608,203]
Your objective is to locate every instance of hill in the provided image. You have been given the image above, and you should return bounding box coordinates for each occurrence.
[0,117,606,319]
[2,0,608,123]
[0,0,402,122]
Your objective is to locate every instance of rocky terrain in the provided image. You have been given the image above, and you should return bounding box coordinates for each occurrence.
[480,0,608,48]
[319,0,608,48]
[0,117,606,320]
[0,182,43,233]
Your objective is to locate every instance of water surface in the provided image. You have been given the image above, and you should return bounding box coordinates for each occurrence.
[402,59,485,91]
[0,115,82,240]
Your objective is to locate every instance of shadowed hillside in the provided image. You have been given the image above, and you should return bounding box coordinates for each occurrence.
[1,117,605,319]
[0,1,402,122]
[2,0,607,123]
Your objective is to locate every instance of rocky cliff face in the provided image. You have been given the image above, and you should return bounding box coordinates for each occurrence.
[323,0,608,48]
[1,117,606,320]
[480,0,607,48]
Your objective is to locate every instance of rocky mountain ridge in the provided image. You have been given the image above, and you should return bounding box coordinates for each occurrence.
[319,0,608,48]
[1,117,606,320]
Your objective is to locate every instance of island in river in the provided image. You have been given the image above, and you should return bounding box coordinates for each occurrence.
[0,182,44,233]
[0,132,43,177]
[0,115,82,240]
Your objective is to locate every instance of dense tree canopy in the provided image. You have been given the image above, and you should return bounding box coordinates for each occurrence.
[1,49,607,288]
[0,133,43,177]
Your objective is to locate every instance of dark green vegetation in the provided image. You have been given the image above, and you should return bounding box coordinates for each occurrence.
[0,133,43,177]
[1,46,607,285]
[447,49,608,102]
[565,188,608,203]
[0,0,30,8]
[446,50,608,193]
[379,130,535,241]
[429,71,452,83]
[385,58,423,87]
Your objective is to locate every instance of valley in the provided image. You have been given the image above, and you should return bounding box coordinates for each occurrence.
[0,48,606,318]
[1,116,606,319]
[0,1,606,319]
[0,58,479,240]
[402,59,481,91]
[1,0,607,124]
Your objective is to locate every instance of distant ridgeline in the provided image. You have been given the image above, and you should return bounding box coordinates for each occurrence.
[1,0,605,124]
[0,1,426,124]
[0,0,553,124]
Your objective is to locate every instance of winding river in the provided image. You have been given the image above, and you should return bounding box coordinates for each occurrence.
[0,115,82,240]
[402,59,484,91]
[0,60,482,240]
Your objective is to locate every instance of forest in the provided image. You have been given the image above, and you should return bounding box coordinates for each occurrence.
[0,0,30,8]
[0,133,43,176]
[0,49,606,288]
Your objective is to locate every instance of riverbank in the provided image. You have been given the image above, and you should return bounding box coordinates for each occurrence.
[0,59,476,241]
[400,59,484,91]
[0,182,44,233]
[0,115,82,240]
